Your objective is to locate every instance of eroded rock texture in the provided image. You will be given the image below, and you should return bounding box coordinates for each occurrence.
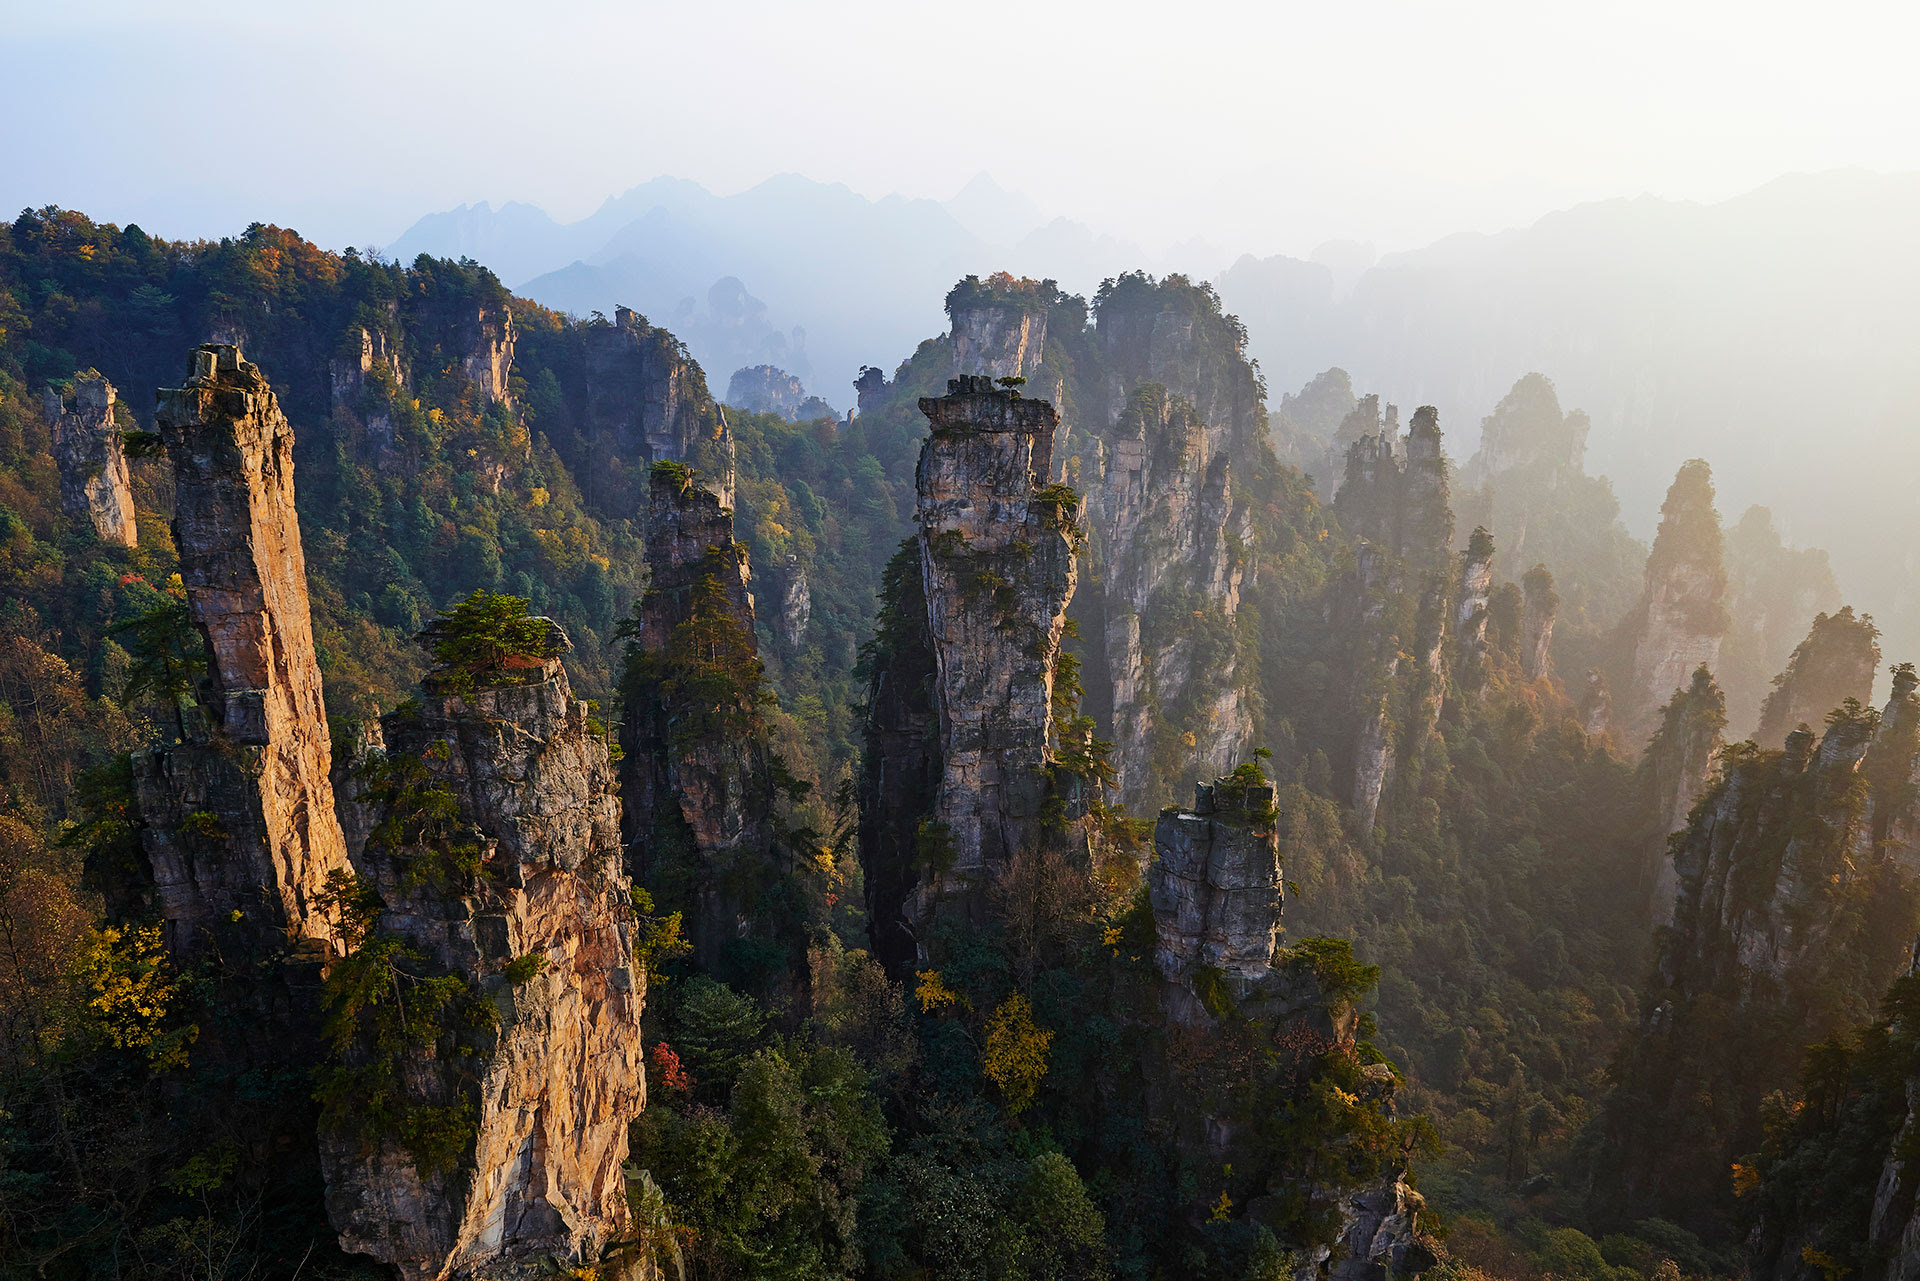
[329,322,407,455]
[137,344,349,955]
[459,302,515,406]
[1754,605,1881,749]
[1622,460,1727,753]
[1455,527,1495,662]
[1147,776,1432,1276]
[322,638,644,1281]
[1520,564,1558,680]
[1330,406,1455,825]
[619,463,776,967]
[45,374,136,547]
[1594,675,1920,1234]
[914,376,1078,915]
[1149,776,1283,1021]
[1639,665,1727,923]
[581,307,735,510]
[1099,384,1252,807]
[775,553,811,649]
[950,288,1048,381]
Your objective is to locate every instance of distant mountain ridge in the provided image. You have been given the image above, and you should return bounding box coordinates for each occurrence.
[1216,167,1920,665]
[387,172,1213,407]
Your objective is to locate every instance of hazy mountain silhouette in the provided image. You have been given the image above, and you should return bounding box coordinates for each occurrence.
[1220,169,1920,663]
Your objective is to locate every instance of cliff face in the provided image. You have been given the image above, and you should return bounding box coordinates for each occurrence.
[329,322,407,455]
[950,294,1048,381]
[45,374,136,548]
[1520,564,1559,680]
[580,307,735,510]
[1456,527,1495,662]
[322,637,644,1281]
[1099,385,1252,808]
[1593,678,1920,1234]
[1639,666,1727,923]
[1149,775,1284,1025]
[458,302,515,406]
[138,344,348,956]
[1331,407,1456,825]
[1095,275,1265,459]
[725,364,832,421]
[1147,775,1431,1277]
[619,463,777,969]
[1754,605,1881,749]
[911,376,1079,918]
[1622,460,1728,753]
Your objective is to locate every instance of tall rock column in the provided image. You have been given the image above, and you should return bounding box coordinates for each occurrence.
[1639,665,1727,923]
[1754,606,1881,749]
[914,376,1078,918]
[620,462,778,969]
[1148,774,1284,1026]
[1330,406,1456,826]
[1594,694,1920,1234]
[1146,775,1432,1275]
[1520,564,1558,680]
[1623,460,1728,752]
[948,275,1050,381]
[579,307,736,512]
[322,626,645,1281]
[45,374,136,548]
[1099,384,1252,808]
[137,344,348,955]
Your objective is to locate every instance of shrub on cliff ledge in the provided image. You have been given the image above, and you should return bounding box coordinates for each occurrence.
[421,590,564,694]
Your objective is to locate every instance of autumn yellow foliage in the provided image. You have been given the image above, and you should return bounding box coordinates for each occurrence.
[983,992,1053,1114]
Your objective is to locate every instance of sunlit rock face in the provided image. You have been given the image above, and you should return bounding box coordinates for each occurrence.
[913,376,1077,916]
[1329,405,1456,826]
[1753,605,1880,750]
[950,293,1048,381]
[1098,384,1252,809]
[1595,673,1920,1235]
[45,374,136,547]
[138,344,349,957]
[322,635,645,1281]
[1622,460,1728,754]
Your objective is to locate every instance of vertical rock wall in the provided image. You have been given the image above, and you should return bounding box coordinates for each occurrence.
[1754,606,1881,749]
[45,374,136,548]
[619,464,775,967]
[950,295,1049,381]
[581,307,736,510]
[913,376,1078,915]
[1623,460,1728,753]
[1146,775,1431,1276]
[1098,385,1252,808]
[1520,565,1558,680]
[1148,775,1283,1023]
[138,344,349,955]
[1330,407,1456,825]
[322,640,644,1280]
[1640,665,1727,923]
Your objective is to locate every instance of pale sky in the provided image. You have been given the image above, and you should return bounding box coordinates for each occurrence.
[5,0,1920,257]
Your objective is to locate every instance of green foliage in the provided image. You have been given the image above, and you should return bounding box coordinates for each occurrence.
[313,869,497,1178]
[502,950,547,984]
[424,589,560,693]
[357,743,484,893]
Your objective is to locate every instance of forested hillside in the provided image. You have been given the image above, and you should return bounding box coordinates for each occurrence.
[0,210,1910,1281]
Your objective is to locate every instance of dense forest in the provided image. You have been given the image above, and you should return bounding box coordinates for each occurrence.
[1,210,1914,1281]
